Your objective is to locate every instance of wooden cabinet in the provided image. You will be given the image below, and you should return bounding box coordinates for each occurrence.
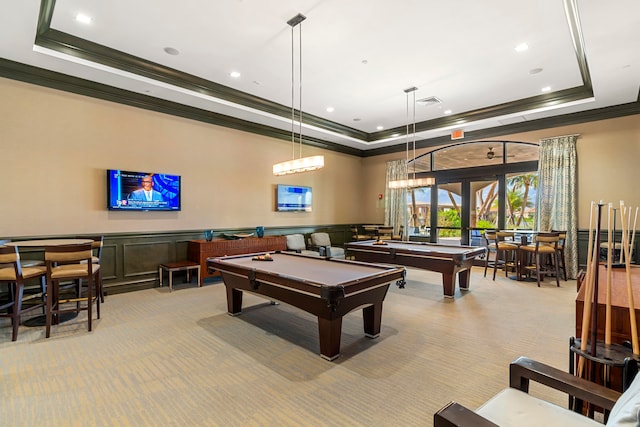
[575,265,640,345]
[188,236,287,285]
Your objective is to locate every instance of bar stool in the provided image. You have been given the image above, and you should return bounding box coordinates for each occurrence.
[493,231,519,280]
[520,232,561,287]
[44,243,101,338]
[0,246,47,341]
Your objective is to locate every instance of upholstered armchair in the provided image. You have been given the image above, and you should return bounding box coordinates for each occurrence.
[309,233,345,259]
[434,356,640,427]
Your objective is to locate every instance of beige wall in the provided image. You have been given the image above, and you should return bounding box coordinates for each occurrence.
[361,115,640,229]
[3,77,639,237]
[0,78,364,237]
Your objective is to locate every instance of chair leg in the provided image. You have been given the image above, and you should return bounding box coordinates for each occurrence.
[11,283,24,342]
[553,253,561,287]
[45,280,55,338]
[535,253,542,287]
[492,250,500,280]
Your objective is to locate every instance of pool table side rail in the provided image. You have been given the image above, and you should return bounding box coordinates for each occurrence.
[208,254,405,296]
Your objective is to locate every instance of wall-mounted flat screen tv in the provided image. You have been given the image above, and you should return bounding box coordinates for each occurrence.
[276,184,312,212]
[107,169,181,211]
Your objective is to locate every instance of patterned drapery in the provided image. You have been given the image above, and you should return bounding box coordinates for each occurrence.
[385,160,408,240]
[535,134,579,279]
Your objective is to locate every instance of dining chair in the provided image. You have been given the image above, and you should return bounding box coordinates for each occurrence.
[520,232,561,287]
[552,230,568,281]
[482,230,498,278]
[0,239,44,268]
[76,235,105,302]
[493,231,519,280]
[0,245,47,341]
[392,225,404,240]
[44,242,101,338]
[350,226,370,241]
[377,226,394,240]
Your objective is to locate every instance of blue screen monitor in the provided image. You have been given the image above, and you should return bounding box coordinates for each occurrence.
[276,184,312,212]
[107,169,181,211]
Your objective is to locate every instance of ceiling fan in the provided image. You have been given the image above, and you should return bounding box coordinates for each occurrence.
[486,147,497,159]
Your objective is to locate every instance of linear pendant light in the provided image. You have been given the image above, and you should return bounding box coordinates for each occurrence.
[388,86,434,189]
[273,13,324,176]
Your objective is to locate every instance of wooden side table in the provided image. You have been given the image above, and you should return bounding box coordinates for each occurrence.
[159,261,201,292]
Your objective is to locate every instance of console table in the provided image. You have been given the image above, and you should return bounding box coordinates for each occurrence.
[188,236,287,285]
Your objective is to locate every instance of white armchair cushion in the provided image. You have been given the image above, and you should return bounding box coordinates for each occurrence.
[285,234,321,257]
[476,388,602,427]
[310,233,331,247]
[310,233,345,259]
[607,372,640,426]
[286,234,307,251]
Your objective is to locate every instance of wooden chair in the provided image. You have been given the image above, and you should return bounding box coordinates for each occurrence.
[350,226,370,241]
[0,239,44,268]
[377,226,394,240]
[392,225,404,240]
[44,243,101,338]
[0,245,47,341]
[493,231,519,280]
[520,232,561,287]
[77,235,105,302]
[482,230,497,278]
[552,230,568,280]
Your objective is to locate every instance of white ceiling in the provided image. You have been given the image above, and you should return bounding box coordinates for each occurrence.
[1,0,639,153]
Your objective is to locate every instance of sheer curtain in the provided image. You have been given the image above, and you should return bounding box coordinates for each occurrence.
[385,160,408,240]
[535,134,578,279]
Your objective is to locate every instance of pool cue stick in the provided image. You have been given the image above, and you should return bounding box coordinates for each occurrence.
[605,203,613,345]
[620,201,640,355]
[629,207,638,262]
[588,203,604,387]
[577,202,597,377]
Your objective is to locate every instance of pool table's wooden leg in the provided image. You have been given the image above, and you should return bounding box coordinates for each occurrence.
[363,301,383,338]
[318,316,342,361]
[442,274,456,298]
[458,269,471,291]
[226,287,243,316]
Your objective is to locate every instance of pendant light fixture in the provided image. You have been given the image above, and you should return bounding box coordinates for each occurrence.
[388,86,435,189]
[273,13,325,176]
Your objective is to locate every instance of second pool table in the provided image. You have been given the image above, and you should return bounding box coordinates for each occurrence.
[345,240,486,298]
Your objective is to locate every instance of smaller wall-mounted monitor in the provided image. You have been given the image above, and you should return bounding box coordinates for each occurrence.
[276,184,312,212]
[107,169,181,211]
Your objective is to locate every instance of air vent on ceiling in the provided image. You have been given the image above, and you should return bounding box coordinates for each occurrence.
[416,96,443,106]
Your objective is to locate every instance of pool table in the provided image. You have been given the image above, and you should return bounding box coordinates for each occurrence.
[207,251,405,360]
[345,240,486,298]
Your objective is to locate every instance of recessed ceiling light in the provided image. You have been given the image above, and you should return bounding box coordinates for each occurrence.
[376,125,384,130]
[75,13,92,24]
[326,107,334,113]
[163,47,180,56]
[541,86,551,92]
[444,110,452,115]
[515,43,529,52]
[230,71,241,78]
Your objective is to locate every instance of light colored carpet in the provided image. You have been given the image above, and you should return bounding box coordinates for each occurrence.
[1,267,577,426]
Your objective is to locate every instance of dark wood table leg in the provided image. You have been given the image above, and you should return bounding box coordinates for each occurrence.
[442,274,455,298]
[318,316,343,361]
[226,287,243,315]
[362,302,383,338]
[458,270,471,291]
